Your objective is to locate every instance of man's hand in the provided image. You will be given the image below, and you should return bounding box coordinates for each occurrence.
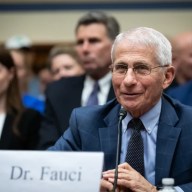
[100,177,113,192]
[102,163,157,192]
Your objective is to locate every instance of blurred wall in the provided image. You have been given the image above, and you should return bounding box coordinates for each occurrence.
[0,2,192,43]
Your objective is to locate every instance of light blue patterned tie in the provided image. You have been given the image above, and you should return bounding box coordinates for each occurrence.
[86,82,100,106]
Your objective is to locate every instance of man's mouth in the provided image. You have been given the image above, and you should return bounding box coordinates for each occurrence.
[122,92,141,98]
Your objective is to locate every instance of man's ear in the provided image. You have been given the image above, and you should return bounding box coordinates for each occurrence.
[162,65,176,90]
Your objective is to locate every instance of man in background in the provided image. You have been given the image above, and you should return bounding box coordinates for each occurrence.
[38,11,120,149]
[166,31,192,106]
[171,31,192,85]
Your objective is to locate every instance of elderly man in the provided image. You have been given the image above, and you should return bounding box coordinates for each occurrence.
[49,27,192,192]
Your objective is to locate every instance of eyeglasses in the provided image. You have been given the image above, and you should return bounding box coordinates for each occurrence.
[110,63,169,76]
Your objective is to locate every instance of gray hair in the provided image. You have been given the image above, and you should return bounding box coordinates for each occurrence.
[111,27,172,66]
[75,11,120,41]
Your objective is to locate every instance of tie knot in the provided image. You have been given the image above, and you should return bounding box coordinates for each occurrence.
[93,81,100,93]
[128,118,144,132]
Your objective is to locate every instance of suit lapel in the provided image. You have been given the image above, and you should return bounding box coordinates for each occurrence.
[64,75,85,107]
[98,100,121,170]
[58,76,85,133]
[155,96,181,185]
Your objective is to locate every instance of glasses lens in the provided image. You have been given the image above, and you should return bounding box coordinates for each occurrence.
[134,65,150,75]
[112,64,152,76]
[114,64,127,74]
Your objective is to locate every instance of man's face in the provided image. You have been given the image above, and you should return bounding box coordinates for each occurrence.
[112,42,174,117]
[75,23,113,79]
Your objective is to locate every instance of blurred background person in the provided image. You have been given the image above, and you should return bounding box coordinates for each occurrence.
[38,11,120,149]
[5,35,44,113]
[37,45,84,101]
[172,32,192,85]
[48,45,85,81]
[165,31,192,106]
[166,31,192,91]
[37,65,53,101]
[0,49,42,150]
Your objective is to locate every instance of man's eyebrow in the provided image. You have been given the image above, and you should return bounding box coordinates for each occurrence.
[113,60,128,65]
[88,38,101,43]
[133,61,149,66]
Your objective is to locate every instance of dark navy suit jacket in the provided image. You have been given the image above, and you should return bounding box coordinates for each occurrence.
[49,95,192,191]
[38,75,115,149]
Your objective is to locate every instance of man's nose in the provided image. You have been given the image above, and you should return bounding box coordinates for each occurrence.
[81,41,90,52]
[123,68,137,86]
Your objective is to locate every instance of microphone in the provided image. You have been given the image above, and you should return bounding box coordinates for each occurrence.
[112,108,127,192]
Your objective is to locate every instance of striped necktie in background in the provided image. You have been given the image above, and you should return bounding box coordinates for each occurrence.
[86,81,100,106]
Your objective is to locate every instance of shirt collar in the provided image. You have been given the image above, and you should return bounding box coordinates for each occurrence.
[122,98,162,134]
[85,72,112,88]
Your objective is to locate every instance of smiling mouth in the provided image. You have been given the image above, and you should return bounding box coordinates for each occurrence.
[122,92,141,97]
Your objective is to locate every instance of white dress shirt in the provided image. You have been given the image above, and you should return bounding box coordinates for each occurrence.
[81,72,112,106]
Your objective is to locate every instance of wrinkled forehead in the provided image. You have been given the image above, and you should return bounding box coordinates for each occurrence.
[116,37,156,51]
[113,40,157,60]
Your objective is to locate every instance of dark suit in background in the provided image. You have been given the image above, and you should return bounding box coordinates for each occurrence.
[49,96,192,191]
[38,75,115,149]
[0,108,42,150]
[166,80,192,106]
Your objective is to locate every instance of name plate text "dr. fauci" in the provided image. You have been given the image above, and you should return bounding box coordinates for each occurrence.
[0,151,104,192]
